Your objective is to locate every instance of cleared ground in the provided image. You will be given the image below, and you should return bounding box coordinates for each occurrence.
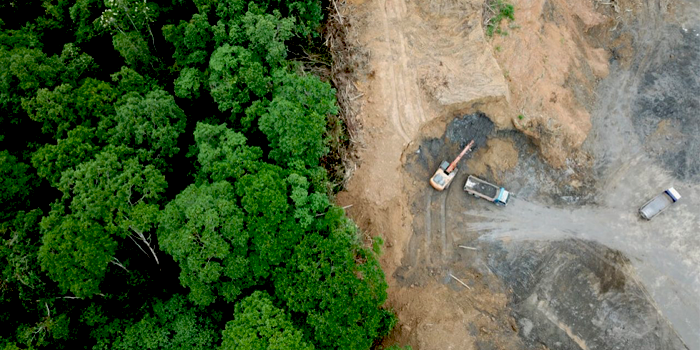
[402,110,698,349]
[336,0,699,348]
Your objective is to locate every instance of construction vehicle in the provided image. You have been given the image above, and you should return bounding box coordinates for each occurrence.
[463,175,510,206]
[429,140,475,191]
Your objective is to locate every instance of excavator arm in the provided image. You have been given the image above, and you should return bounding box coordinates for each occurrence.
[446,140,475,173]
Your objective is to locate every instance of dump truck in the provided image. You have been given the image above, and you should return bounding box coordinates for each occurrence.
[463,175,510,206]
[429,140,475,191]
[639,187,681,220]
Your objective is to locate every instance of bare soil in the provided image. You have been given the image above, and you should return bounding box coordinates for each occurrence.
[331,0,700,348]
[465,138,519,181]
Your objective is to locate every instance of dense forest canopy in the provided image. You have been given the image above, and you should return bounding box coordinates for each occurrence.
[0,1,395,349]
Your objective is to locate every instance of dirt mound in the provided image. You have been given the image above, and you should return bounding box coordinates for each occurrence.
[490,0,612,167]
[466,138,519,181]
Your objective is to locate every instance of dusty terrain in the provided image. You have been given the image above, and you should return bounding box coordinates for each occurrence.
[332,0,699,348]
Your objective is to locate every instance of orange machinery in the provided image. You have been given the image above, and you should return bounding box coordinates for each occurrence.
[429,140,475,191]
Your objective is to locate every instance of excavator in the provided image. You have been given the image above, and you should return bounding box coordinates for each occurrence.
[429,140,475,191]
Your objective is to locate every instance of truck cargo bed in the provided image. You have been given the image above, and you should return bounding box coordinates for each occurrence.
[464,176,499,199]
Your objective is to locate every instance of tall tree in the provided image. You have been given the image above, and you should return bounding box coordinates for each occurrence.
[259,70,337,168]
[274,208,394,350]
[99,88,187,164]
[39,146,166,298]
[31,125,98,186]
[160,123,331,306]
[0,0,397,349]
[0,43,93,119]
[91,295,220,350]
[22,78,117,138]
[0,151,36,221]
[0,210,46,319]
[158,181,251,306]
[220,291,314,350]
[191,122,263,183]
[39,210,116,299]
[95,0,158,69]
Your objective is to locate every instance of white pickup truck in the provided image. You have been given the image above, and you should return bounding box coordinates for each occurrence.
[639,187,681,220]
[463,175,510,206]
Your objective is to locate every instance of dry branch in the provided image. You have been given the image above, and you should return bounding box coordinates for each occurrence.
[324,0,365,143]
[449,273,473,290]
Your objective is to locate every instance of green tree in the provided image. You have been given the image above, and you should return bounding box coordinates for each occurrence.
[95,0,158,68]
[220,291,314,350]
[0,42,93,125]
[31,125,98,186]
[22,78,117,138]
[69,0,104,43]
[38,0,74,30]
[1,209,79,350]
[0,20,41,51]
[208,44,269,114]
[259,70,337,168]
[39,146,167,298]
[16,309,71,348]
[39,210,116,298]
[192,122,262,183]
[173,67,206,99]
[0,209,45,301]
[110,66,156,95]
[162,13,211,69]
[286,173,328,229]
[234,165,326,277]
[158,181,251,306]
[112,30,152,68]
[100,89,186,162]
[0,1,397,349]
[206,8,295,115]
[283,0,324,36]
[163,12,212,99]
[161,123,330,305]
[91,295,220,350]
[212,0,322,38]
[0,151,36,221]
[237,10,295,66]
[274,208,394,350]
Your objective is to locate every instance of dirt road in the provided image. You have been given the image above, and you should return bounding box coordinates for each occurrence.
[336,0,699,348]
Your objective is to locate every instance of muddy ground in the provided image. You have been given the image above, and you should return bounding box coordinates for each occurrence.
[334,0,699,348]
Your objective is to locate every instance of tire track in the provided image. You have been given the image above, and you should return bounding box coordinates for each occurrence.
[377,0,427,143]
[424,193,432,265]
[379,0,410,143]
[440,189,448,262]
